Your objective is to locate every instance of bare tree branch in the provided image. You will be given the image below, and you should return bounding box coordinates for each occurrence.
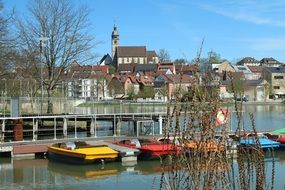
[17,0,97,113]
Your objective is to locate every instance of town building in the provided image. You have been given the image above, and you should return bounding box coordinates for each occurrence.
[154,74,194,100]
[233,65,254,80]
[111,25,159,69]
[263,67,285,99]
[65,63,111,100]
[260,57,282,67]
[237,57,260,66]
[212,61,235,73]
[247,66,263,80]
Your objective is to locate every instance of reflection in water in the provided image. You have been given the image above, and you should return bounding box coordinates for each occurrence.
[229,105,285,132]
[47,160,165,179]
[0,158,164,190]
[266,150,285,165]
[244,104,285,113]
[1,153,285,189]
[48,162,119,180]
[0,158,53,190]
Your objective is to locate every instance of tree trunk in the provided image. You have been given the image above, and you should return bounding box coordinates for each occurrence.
[47,89,53,114]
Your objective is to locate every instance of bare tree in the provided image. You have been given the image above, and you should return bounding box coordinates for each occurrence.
[158,49,171,62]
[17,0,97,113]
[0,0,15,77]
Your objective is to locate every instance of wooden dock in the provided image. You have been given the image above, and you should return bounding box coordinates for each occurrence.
[0,137,142,163]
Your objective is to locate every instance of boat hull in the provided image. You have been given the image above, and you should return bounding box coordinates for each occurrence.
[114,139,179,160]
[48,150,91,164]
[47,144,118,164]
[239,138,280,150]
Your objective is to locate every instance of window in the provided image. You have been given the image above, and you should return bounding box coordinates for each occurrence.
[139,57,144,64]
[274,76,284,79]
[273,86,280,89]
[134,58,138,63]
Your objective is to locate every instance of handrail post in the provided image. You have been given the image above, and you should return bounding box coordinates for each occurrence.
[90,116,95,136]
[136,121,139,137]
[94,115,97,138]
[74,116,77,139]
[152,120,155,136]
[113,114,116,137]
[54,117,57,140]
[63,117,67,138]
[32,118,38,141]
[159,115,163,135]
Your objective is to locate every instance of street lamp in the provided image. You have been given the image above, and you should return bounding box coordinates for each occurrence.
[2,79,7,117]
[39,37,50,114]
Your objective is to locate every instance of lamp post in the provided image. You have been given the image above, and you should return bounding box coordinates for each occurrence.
[2,79,6,117]
[39,37,50,114]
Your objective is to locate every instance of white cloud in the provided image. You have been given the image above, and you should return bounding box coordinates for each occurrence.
[198,1,285,27]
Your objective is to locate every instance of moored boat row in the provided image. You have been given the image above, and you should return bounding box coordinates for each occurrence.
[48,138,181,164]
[47,128,285,165]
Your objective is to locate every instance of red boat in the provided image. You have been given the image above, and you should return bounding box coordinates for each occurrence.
[113,138,180,160]
[264,133,285,148]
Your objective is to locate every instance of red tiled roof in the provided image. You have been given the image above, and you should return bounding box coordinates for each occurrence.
[92,65,109,74]
[247,66,263,73]
[175,64,199,73]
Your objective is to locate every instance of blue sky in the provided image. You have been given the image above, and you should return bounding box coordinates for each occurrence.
[4,0,285,63]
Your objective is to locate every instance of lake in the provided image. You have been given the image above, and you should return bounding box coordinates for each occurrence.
[1,104,285,189]
[1,151,285,190]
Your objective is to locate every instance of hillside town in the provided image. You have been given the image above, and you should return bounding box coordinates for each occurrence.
[63,26,285,102]
[1,25,285,103]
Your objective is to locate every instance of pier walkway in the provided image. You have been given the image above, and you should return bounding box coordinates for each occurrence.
[0,112,166,162]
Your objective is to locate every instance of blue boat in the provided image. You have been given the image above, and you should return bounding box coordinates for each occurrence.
[239,133,280,150]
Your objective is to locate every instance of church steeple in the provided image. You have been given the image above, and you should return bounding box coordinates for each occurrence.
[111,25,119,58]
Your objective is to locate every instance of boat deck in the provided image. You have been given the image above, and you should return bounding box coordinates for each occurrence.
[87,140,140,162]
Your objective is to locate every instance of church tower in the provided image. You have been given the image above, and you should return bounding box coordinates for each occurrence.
[111,25,119,58]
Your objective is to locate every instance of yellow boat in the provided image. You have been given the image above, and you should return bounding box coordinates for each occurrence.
[47,141,119,164]
[48,162,118,180]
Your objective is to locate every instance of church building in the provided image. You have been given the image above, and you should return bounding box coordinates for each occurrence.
[111,25,159,69]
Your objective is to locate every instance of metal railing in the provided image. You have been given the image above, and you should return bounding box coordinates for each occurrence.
[0,112,166,144]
